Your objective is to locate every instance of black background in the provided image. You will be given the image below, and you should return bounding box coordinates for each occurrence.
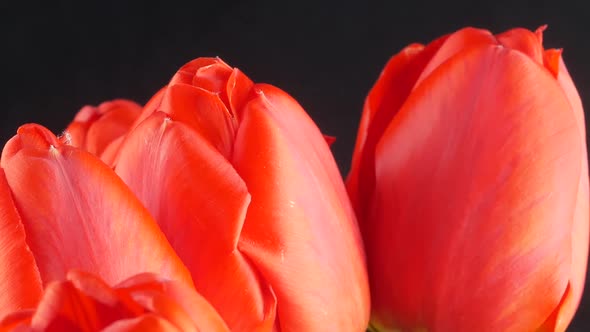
[2,0,589,330]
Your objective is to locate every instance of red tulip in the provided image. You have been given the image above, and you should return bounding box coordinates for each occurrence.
[347,27,588,331]
[0,57,369,331]
[105,57,370,331]
[0,270,229,331]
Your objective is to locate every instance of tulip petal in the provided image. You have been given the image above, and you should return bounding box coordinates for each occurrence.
[169,58,232,89]
[233,84,370,331]
[131,56,239,129]
[226,68,255,120]
[0,169,43,314]
[545,54,589,332]
[543,49,562,78]
[29,279,136,331]
[348,29,494,222]
[160,84,237,157]
[132,86,167,131]
[113,112,276,331]
[370,45,580,331]
[63,105,95,148]
[83,101,142,157]
[64,100,142,157]
[115,273,230,332]
[415,27,496,86]
[347,43,426,220]
[5,270,227,332]
[0,124,192,287]
[496,27,545,65]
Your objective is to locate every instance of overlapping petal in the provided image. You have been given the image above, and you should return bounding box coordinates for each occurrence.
[234,84,369,331]
[0,124,192,287]
[367,45,580,331]
[0,169,42,315]
[64,100,142,160]
[0,270,228,332]
[541,53,589,332]
[113,112,276,331]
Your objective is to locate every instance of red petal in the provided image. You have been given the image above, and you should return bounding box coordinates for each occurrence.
[99,135,126,168]
[348,29,493,222]
[132,86,167,132]
[347,43,430,223]
[29,270,149,331]
[2,270,227,332]
[226,68,255,120]
[415,27,496,86]
[113,112,276,331]
[0,169,43,314]
[543,49,562,78]
[0,124,192,287]
[233,84,370,331]
[132,58,241,136]
[369,45,580,331]
[62,105,96,148]
[84,101,142,157]
[545,53,589,332]
[169,58,232,88]
[115,273,230,332]
[159,84,237,157]
[64,100,142,158]
[496,27,545,65]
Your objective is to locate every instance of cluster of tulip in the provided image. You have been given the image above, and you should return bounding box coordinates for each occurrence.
[0,26,586,332]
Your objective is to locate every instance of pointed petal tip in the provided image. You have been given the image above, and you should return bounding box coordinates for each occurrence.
[16,124,60,151]
[544,48,563,78]
[1,124,61,167]
[536,24,549,39]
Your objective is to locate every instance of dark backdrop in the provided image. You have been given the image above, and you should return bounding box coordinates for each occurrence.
[2,0,589,330]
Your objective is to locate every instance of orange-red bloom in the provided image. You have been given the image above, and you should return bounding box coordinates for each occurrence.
[347,27,588,331]
[0,57,369,331]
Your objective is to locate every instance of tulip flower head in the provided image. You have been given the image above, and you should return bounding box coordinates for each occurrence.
[0,57,369,332]
[347,26,588,332]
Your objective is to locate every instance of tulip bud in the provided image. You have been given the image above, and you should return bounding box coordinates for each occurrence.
[347,26,588,332]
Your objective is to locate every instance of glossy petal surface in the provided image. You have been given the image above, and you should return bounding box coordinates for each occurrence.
[0,170,42,314]
[347,43,425,220]
[0,124,192,287]
[114,112,276,332]
[547,54,589,331]
[413,27,495,86]
[369,46,580,331]
[234,84,369,332]
[348,28,494,222]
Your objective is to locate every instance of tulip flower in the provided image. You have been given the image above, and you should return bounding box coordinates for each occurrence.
[103,57,370,331]
[347,26,588,331]
[0,57,369,331]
